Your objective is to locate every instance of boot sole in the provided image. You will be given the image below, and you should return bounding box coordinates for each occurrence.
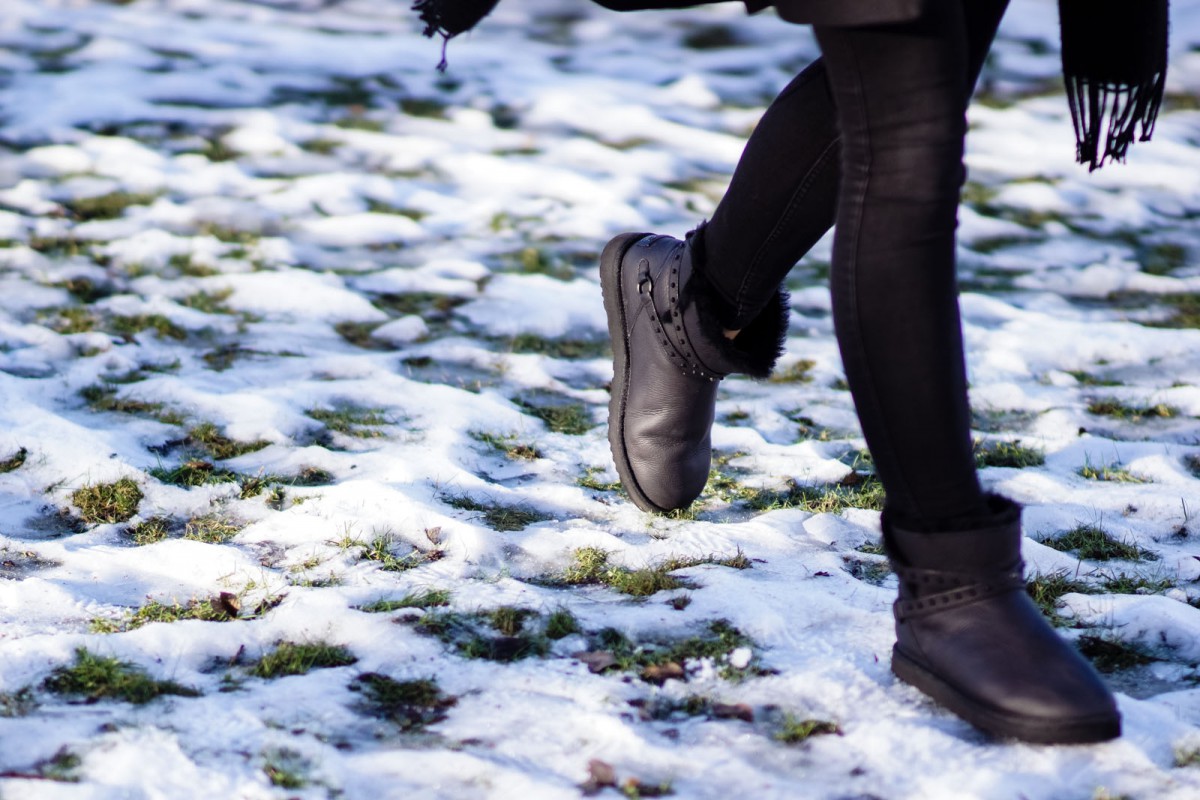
[892,646,1121,744]
[599,231,672,514]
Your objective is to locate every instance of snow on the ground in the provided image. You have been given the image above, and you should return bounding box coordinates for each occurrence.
[1,0,1200,798]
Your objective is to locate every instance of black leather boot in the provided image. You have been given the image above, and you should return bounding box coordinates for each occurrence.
[884,495,1121,744]
[599,229,786,512]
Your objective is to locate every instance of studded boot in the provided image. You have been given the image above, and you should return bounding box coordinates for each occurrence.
[884,495,1121,743]
[599,228,786,513]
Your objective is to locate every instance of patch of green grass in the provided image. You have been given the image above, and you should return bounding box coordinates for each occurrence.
[592,619,758,682]
[444,495,550,532]
[345,530,442,572]
[104,360,181,383]
[109,313,188,341]
[506,246,575,281]
[701,455,757,505]
[0,446,28,473]
[334,320,388,349]
[974,439,1045,468]
[90,594,242,634]
[72,478,143,524]
[80,384,181,423]
[488,606,536,636]
[334,115,385,132]
[722,409,751,424]
[180,288,233,314]
[182,514,241,543]
[350,673,456,731]
[62,191,157,221]
[970,407,1041,433]
[741,476,886,514]
[307,405,391,438]
[470,430,541,461]
[773,715,841,745]
[507,333,609,360]
[1042,524,1158,562]
[251,641,357,679]
[1094,571,1176,595]
[262,748,310,790]
[237,473,273,499]
[300,137,342,155]
[43,647,200,704]
[1087,399,1178,422]
[168,253,220,277]
[515,399,593,435]
[125,516,172,545]
[1067,370,1123,387]
[0,687,36,718]
[1026,570,1096,622]
[558,547,689,597]
[189,137,240,163]
[578,467,622,492]
[37,748,83,782]
[364,199,427,220]
[149,458,241,487]
[1140,293,1200,329]
[769,359,816,384]
[360,589,451,613]
[1186,454,1200,479]
[1076,633,1157,673]
[786,414,841,442]
[43,305,99,334]
[545,608,580,639]
[855,539,886,556]
[187,422,270,460]
[1077,459,1148,483]
[194,223,256,246]
[1137,242,1189,276]
[28,235,84,258]
[1173,745,1200,768]
[553,548,747,598]
[289,466,335,486]
[414,610,551,663]
[373,291,466,317]
[843,556,892,585]
[620,779,675,799]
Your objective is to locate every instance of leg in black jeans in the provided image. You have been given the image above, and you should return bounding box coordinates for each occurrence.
[688,2,1121,743]
[700,0,1009,525]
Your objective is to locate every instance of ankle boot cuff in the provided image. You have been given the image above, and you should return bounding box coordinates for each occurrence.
[684,248,789,379]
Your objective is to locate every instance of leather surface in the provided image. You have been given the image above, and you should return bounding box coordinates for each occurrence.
[886,500,1120,732]
[613,235,719,510]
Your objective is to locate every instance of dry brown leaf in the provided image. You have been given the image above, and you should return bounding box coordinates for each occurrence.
[640,661,685,684]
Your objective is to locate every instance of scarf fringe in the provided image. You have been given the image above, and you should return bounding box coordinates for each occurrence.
[412,0,450,70]
[1065,71,1166,171]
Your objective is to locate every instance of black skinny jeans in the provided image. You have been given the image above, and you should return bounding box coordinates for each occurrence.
[701,0,1011,524]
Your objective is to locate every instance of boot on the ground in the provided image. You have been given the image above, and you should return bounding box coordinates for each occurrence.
[884,495,1121,743]
[599,228,786,512]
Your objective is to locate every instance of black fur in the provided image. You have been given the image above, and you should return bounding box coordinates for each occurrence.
[685,226,788,380]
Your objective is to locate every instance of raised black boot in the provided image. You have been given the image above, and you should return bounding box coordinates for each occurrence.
[884,495,1121,744]
[599,229,786,513]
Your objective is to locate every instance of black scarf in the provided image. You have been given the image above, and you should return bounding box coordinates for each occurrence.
[1059,0,1169,170]
[412,0,1171,170]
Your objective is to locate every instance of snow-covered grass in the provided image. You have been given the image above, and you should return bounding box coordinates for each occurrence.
[1,0,1200,797]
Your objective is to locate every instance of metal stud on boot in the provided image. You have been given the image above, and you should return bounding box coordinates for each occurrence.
[884,495,1121,743]
[599,230,785,513]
